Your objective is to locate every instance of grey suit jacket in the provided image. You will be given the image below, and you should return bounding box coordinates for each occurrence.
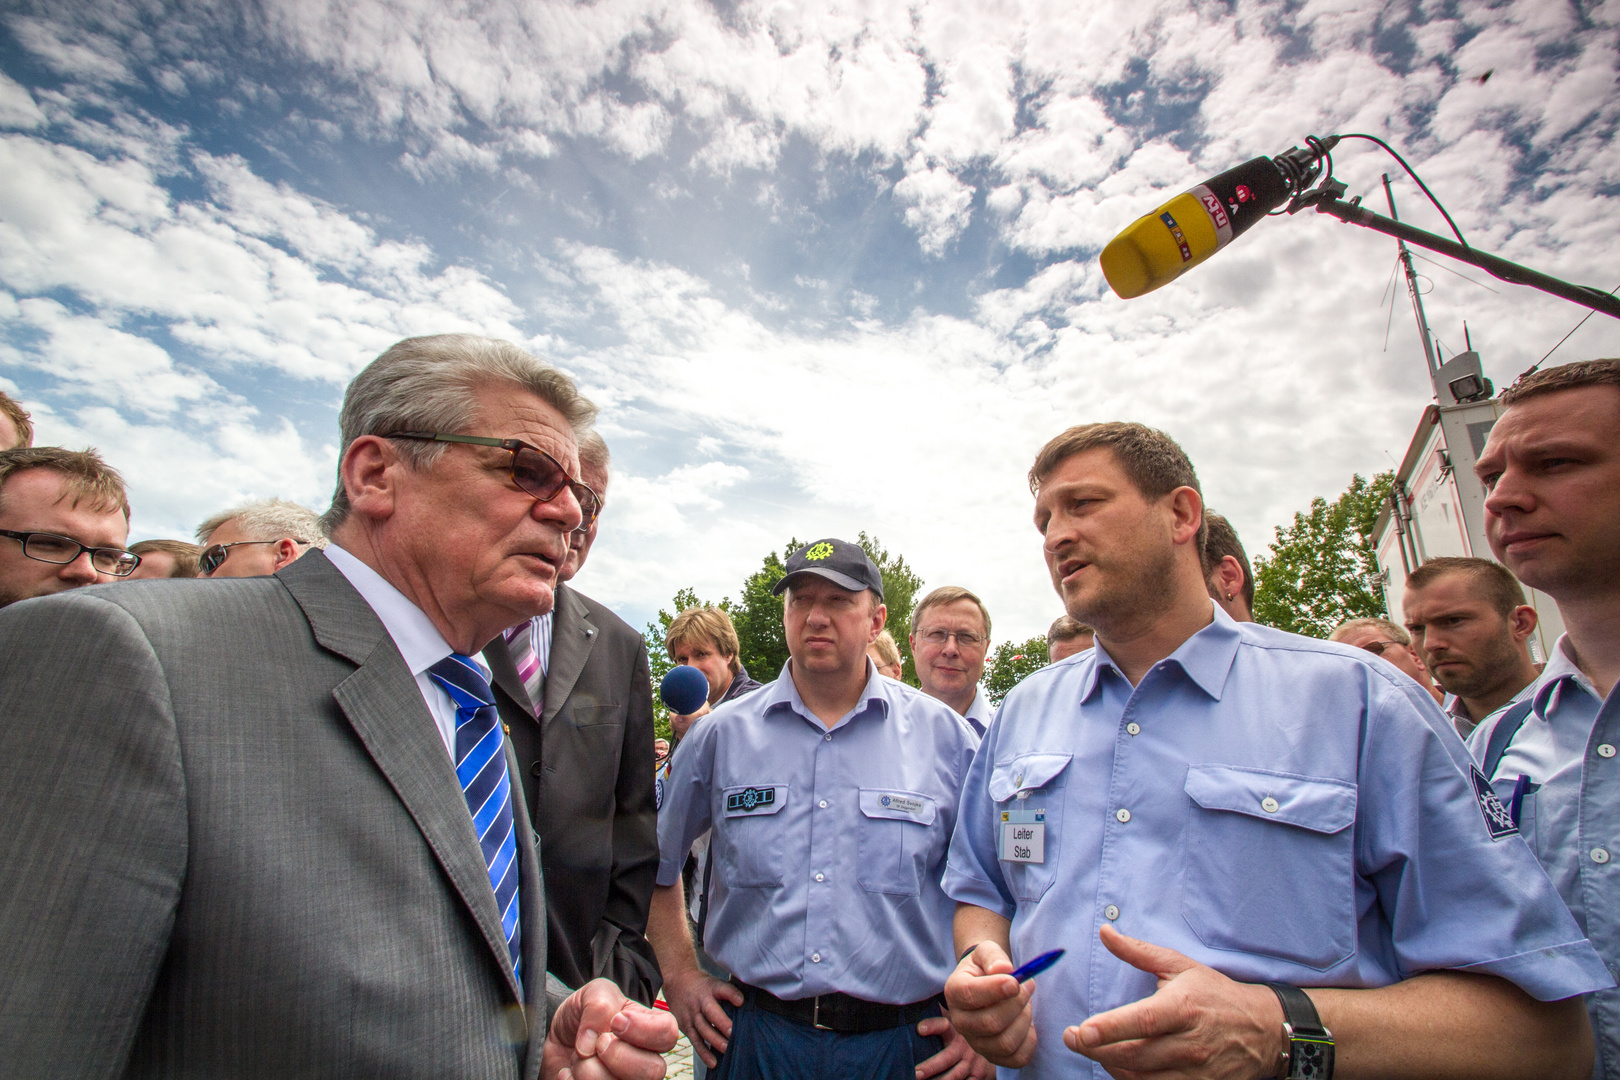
[0,551,563,1080]
[484,582,660,1004]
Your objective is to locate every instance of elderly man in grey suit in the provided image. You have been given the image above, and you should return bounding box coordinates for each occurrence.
[0,334,677,1080]
[486,431,661,1004]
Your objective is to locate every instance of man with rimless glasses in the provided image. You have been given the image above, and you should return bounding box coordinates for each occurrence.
[911,586,997,737]
[0,445,136,609]
[194,497,327,577]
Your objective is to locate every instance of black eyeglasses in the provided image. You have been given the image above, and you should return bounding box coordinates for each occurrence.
[199,538,312,576]
[0,529,142,577]
[388,432,600,527]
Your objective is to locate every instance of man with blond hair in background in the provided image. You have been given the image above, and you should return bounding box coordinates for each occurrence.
[868,629,904,680]
[196,497,325,577]
[0,447,139,608]
[1329,614,1444,703]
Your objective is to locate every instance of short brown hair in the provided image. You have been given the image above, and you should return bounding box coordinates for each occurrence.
[0,391,32,449]
[910,585,992,640]
[1405,557,1526,619]
[1501,358,1620,406]
[1046,615,1094,644]
[1328,616,1409,646]
[0,447,130,520]
[130,539,204,578]
[666,606,742,675]
[868,629,903,669]
[1029,422,1206,556]
[1201,510,1254,609]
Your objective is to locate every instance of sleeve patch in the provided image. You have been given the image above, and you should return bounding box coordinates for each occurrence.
[1471,765,1519,841]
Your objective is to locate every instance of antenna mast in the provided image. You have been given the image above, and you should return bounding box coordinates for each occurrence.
[1384,173,1440,393]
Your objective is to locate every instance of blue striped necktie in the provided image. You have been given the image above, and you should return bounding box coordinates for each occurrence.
[427,653,523,995]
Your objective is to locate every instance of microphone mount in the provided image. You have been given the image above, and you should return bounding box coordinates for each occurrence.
[1271,135,1620,321]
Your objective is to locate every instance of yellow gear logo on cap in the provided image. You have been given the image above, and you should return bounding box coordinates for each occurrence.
[806,542,834,561]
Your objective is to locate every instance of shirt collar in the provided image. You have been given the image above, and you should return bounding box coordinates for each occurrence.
[1531,633,1602,718]
[764,657,891,731]
[1081,601,1240,702]
[325,543,485,679]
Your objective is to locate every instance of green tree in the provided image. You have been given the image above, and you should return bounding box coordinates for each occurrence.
[984,635,1050,706]
[728,541,796,683]
[857,531,924,687]
[1252,471,1395,638]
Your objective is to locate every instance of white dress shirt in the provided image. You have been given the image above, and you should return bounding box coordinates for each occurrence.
[326,543,488,759]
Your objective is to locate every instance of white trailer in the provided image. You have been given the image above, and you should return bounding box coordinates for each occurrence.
[1369,350,1564,663]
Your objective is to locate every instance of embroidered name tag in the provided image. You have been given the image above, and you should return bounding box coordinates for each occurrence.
[1471,765,1519,841]
[726,786,777,813]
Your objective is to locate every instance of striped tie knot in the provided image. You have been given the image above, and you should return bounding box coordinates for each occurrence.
[427,653,523,996]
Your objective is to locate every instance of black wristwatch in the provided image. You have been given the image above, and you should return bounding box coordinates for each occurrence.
[1264,983,1334,1080]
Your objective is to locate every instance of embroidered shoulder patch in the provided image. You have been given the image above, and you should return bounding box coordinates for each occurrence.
[1471,765,1519,841]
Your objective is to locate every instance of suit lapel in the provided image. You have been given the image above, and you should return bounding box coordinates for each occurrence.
[280,552,527,1006]
[486,631,538,719]
[542,584,597,728]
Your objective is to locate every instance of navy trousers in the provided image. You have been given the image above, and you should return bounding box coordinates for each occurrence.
[708,998,945,1080]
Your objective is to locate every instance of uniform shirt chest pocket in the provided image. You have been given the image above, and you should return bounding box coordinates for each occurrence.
[989,753,1073,902]
[857,789,940,896]
[718,784,788,888]
[1181,765,1357,971]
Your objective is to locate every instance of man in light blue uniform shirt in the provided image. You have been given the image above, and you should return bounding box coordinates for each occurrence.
[943,422,1610,1080]
[1465,359,1620,1077]
[648,538,989,1080]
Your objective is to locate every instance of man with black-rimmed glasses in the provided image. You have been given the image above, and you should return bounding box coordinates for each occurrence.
[0,446,137,608]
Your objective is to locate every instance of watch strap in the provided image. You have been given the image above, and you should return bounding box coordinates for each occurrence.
[1265,982,1334,1080]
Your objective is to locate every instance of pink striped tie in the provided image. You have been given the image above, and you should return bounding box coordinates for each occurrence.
[505,623,543,713]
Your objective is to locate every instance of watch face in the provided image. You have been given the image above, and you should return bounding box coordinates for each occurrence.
[1292,1039,1334,1080]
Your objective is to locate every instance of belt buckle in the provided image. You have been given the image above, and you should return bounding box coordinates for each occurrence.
[812,995,833,1031]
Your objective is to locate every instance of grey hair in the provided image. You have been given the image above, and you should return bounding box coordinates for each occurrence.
[579,430,611,477]
[321,334,598,532]
[197,498,328,549]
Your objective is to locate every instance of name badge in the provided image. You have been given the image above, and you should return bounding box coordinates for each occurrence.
[997,802,1046,864]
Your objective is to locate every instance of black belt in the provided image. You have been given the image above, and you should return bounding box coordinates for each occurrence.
[733,979,943,1035]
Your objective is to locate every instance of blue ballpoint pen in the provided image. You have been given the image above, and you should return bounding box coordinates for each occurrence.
[1010,948,1065,982]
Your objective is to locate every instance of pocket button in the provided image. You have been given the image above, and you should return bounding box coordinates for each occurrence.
[1261,797,1280,813]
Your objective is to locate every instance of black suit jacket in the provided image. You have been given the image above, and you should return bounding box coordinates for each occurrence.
[485,581,661,1004]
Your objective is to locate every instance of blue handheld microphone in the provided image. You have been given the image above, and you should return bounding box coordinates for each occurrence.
[659,665,710,715]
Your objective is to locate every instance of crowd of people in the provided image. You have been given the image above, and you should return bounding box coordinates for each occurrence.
[0,340,1614,1080]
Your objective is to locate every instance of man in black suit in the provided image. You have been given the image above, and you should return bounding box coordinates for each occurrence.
[487,431,661,1004]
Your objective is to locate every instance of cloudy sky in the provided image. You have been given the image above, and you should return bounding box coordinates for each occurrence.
[1,0,1615,645]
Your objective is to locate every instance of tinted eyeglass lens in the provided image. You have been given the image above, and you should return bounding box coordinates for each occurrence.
[199,544,228,575]
[508,445,570,503]
[573,484,600,526]
[23,534,80,563]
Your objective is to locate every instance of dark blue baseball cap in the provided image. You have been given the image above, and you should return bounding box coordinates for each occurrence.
[772,538,884,602]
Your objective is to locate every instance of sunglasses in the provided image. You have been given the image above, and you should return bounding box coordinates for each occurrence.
[388,432,600,528]
[199,539,312,576]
